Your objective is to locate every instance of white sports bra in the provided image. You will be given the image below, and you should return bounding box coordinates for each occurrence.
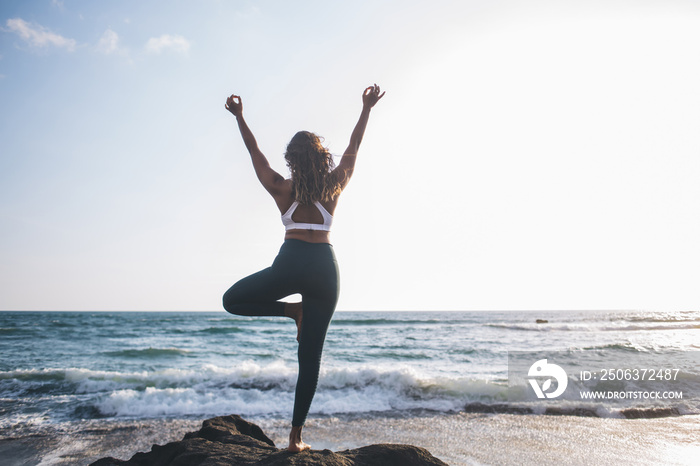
[281,201,333,231]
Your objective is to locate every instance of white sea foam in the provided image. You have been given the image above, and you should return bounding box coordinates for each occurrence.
[97,386,296,418]
[85,362,509,419]
[6,357,698,421]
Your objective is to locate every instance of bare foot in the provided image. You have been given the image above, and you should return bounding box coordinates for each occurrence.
[284,302,303,342]
[287,425,311,452]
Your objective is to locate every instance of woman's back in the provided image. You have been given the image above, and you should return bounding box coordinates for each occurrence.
[281,196,338,243]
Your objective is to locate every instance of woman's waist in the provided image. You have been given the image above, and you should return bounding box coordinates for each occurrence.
[281,240,334,256]
[278,237,336,263]
[284,229,331,245]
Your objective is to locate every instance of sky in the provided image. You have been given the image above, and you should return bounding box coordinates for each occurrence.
[1,0,699,312]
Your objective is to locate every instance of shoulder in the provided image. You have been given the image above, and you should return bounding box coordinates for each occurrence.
[319,196,340,215]
[268,177,293,196]
[272,180,295,213]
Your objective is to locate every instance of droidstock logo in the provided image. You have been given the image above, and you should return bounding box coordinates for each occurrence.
[527,359,568,399]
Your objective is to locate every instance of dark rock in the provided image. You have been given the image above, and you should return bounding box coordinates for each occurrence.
[90,415,448,466]
[535,319,548,324]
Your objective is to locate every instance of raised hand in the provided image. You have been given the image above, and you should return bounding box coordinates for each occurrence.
[362,84,385,108]
[225,94,243,117]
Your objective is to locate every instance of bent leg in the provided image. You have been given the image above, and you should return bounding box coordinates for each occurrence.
[222,267,288,317]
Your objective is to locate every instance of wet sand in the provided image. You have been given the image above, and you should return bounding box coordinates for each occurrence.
[2,413,697,465]
[260,413,699,466]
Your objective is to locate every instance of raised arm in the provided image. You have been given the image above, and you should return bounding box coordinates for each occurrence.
[335,84,385,187]
[225,94,286,196]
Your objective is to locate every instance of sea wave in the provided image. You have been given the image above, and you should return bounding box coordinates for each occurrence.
[564,341,700,355]
[486,322,700,332]
[198,326,246,335]
[92,364,507,419]
[88,364,700,420]
[616,312,700,324]
[0,362,298,396]
[0,363,505,419]
[103,347,191,358]
[572,342,652,353]
[333,318,448,326]
[1,359,697,426]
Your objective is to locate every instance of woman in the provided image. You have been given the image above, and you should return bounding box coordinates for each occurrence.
[222,84,385,452]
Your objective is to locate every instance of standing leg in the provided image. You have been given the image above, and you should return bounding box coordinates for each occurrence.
[288,244,339,452]
[288,296,335,452]
[291,297,335,427]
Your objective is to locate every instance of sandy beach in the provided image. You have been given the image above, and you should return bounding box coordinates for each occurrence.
[2,413,697,466]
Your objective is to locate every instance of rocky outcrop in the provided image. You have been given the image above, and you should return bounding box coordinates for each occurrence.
[90,415,449,466]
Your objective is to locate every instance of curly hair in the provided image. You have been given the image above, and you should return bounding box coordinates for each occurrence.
[284,131,344,204]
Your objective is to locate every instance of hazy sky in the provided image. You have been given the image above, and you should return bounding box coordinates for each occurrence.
[1,0,699,311]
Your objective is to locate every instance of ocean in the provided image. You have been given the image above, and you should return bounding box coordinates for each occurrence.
[1,310,698,465]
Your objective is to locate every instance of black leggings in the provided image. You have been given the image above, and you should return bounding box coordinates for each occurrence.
[222,239,339,426]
